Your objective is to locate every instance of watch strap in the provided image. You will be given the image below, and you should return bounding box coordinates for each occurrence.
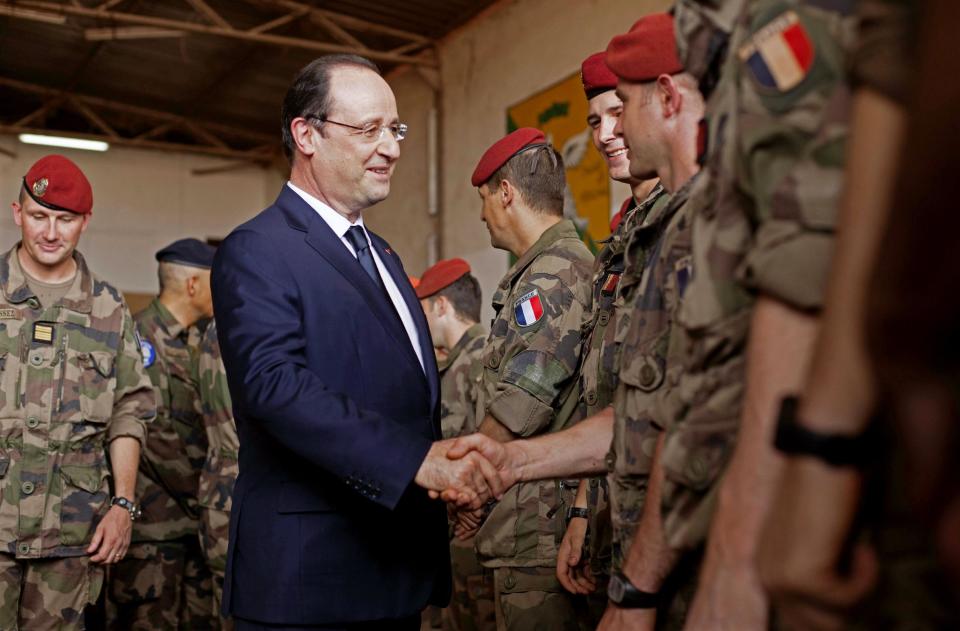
[608,571,660,609]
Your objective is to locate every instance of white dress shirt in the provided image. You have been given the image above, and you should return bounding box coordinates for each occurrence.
[287,182,425,373]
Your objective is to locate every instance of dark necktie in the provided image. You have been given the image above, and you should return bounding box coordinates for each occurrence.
[344,225,387,294]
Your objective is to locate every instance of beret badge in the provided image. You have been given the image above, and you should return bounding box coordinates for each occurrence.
[32,177,48,198]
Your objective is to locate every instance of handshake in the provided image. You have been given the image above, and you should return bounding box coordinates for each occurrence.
[414,434,525,510]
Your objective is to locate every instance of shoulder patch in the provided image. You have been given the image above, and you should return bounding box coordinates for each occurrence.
[738,11,814,93]
[514,289,544,327]
[141,339,156,369]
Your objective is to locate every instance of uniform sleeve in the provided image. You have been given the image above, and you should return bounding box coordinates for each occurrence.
[487,277,588,437]
[851,0,915,104]
[108,304,157,445]
[736,6,853,310]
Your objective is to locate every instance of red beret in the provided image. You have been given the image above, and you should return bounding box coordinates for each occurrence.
[408,276,421,289]
[416,258,471,299]
[606,13,684,83]
[22,154,93,215]
[471,128,548,187]
[581,52,619,99]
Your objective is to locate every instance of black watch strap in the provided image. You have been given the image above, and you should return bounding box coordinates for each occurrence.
[607,571,659,609]
[566,506,589,522]
[773,396,877,468]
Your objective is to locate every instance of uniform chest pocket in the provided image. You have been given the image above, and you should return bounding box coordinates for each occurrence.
[63,350,116,424]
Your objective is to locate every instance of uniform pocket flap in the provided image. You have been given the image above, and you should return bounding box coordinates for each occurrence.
[618,352,666,393]
[86,351,115,378]
[60,464,102,493]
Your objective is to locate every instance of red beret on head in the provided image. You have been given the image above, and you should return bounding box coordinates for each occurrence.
[416,258,471,299]
[22,154,93,215]
[581,52,619,99]
[606,13,684,83]
[471,128,547,187]
[408,276,420,289]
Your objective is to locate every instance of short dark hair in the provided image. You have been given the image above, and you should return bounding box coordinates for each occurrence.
[280,54,381,160]
[486,145,565,216]
[431,274,482,323]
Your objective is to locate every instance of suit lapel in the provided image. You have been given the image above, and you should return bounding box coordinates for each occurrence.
[277,189,424,379]
[370,235,439,405]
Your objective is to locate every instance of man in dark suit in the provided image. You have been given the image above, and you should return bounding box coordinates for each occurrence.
[211,54,502,630]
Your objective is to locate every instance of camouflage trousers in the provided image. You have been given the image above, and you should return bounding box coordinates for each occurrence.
[492,567,602,631]
[0,553,104,630]
[199,507,233,629]
[443,536,496,631]
[106,537,216,630]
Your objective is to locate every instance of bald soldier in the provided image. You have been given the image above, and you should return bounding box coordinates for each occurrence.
[554,51,667,611]
[416,258,492,631]
[0,155,155,629]
[460,128,594,631]
[108,239,215,630]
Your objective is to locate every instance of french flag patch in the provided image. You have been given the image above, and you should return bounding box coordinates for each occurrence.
[738,11,814,93]
[514,289,544,327]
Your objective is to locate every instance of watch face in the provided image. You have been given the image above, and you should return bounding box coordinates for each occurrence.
[608,575,625,603]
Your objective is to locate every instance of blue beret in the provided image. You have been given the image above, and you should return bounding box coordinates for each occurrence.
[155,238,216,269]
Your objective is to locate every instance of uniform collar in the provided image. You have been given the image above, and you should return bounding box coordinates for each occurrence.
[0,245,94,313]
[501,219,580,290]
[142,297,187,341]
[442,322,486,370]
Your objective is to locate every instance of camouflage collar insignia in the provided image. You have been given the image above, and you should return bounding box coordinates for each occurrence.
[503,219,580,287]
[738,10,814,93]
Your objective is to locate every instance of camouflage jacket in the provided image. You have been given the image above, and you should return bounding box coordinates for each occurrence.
[132,298,206,541]
[438,323,486,440]
[0,246,154,559]
[578,186,665,417]
[608,181,693,569]
[474,219,594,567]
[194,320,237,515]
[659,0,855,551]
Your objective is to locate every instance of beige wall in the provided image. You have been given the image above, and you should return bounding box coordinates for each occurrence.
[0,139,279,295]
[376,0,670,322]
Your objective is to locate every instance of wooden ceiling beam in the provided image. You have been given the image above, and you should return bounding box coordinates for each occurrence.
[94,0,125,10]
[183,0,233,30]
[0,76,276,144]
[250,0,431,45]
[4,1,438,67]
[67,95,119,138]
[14,96,64,127]
[309,11,367,50]
[0,123,276,162]
[248,7,306,34]
[85,26,186,40]
[0,4,65,24]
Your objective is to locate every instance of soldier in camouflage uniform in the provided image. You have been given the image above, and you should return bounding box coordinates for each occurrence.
[415,258,492,631]
[613,1,855,627]
[0,155,155,630]
[554,51,664,620]
[107,239,216,630]
[465,128,594,631]
[194,319,237,630]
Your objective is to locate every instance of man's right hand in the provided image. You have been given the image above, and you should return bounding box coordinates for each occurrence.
[414,439,503,509]
[557,515,596,594]
[445,432,524,493]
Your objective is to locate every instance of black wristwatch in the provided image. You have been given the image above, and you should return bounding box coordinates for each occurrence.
[607,571,659,609]
[110,496,142,521]
[566,506,589,522]
[773,396,877,468]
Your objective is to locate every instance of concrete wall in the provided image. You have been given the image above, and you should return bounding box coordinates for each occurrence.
[0,139,279,295]
[376,0,670,322]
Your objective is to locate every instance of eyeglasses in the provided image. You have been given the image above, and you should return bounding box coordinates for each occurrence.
[308,115,407,142]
